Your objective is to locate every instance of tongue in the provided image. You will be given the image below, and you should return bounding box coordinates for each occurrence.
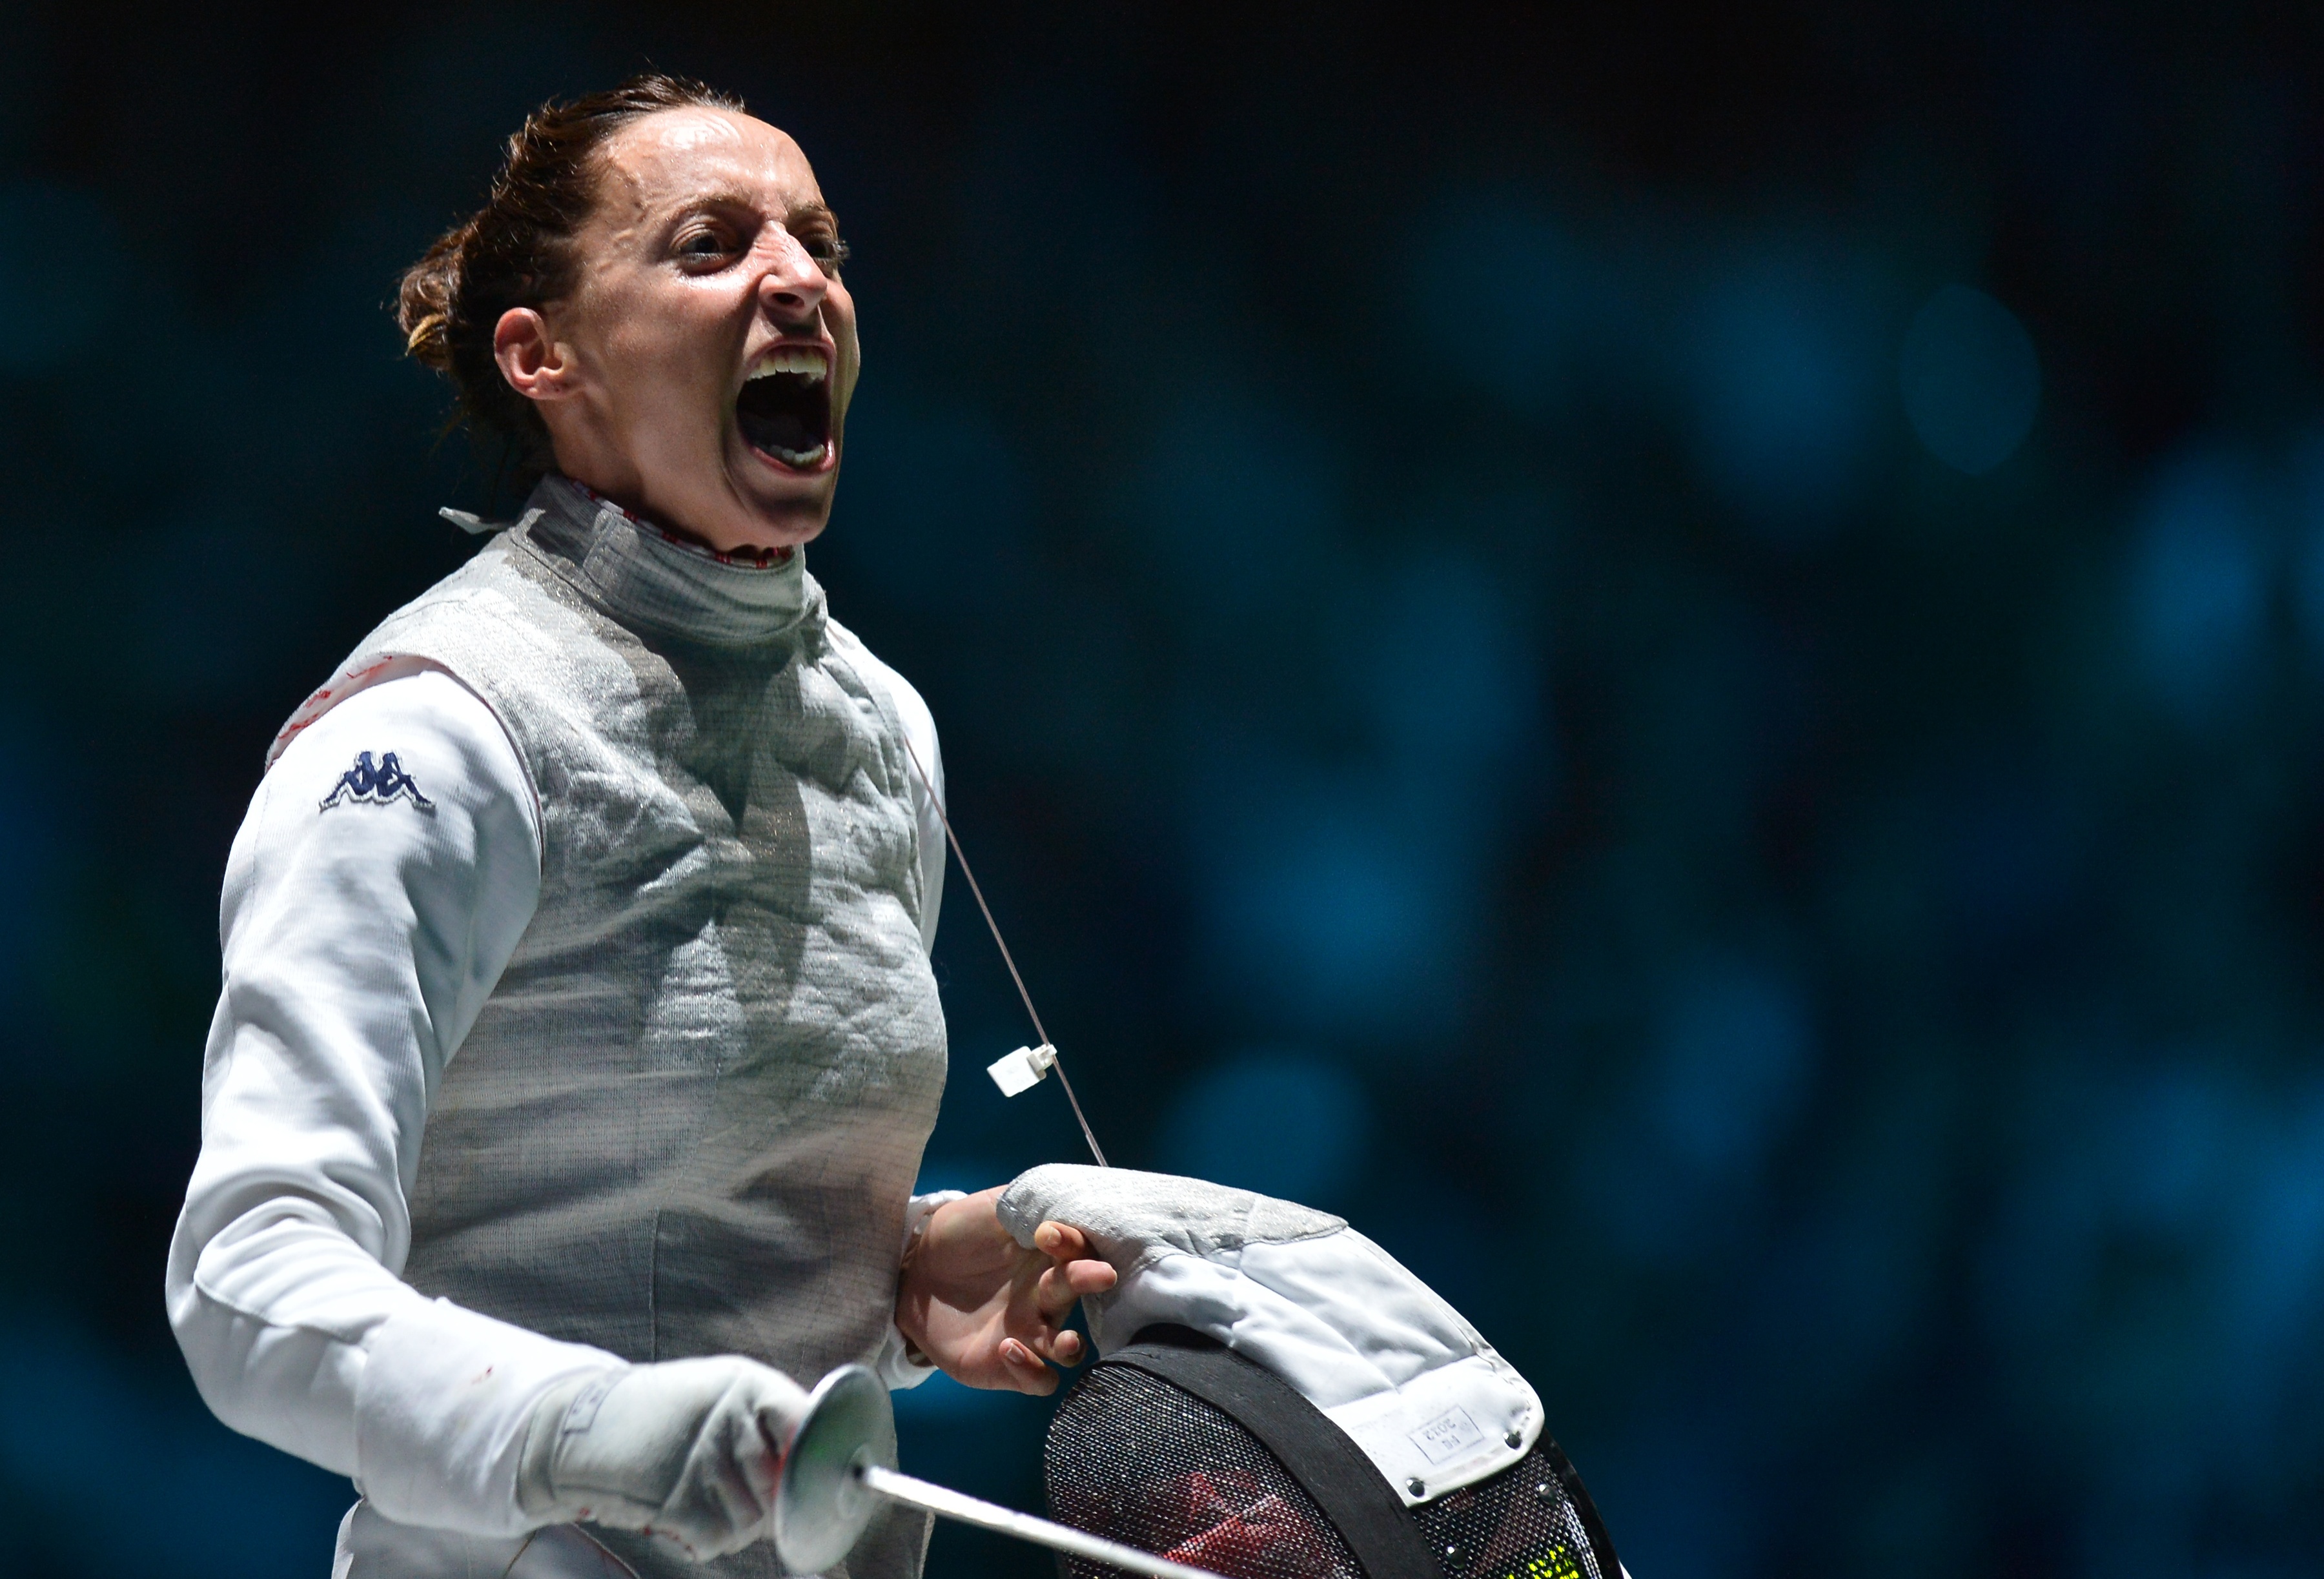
[740,406,820,456]
[736,372,829,462]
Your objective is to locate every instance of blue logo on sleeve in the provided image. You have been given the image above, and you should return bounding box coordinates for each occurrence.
[320,751,435,811]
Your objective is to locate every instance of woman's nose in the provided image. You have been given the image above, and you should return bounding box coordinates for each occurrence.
[757,229,830,323]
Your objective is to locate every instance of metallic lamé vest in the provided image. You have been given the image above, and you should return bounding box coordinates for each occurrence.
[300,476,948,1578]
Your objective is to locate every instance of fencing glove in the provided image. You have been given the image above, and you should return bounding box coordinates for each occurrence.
[516,1356,809,1560]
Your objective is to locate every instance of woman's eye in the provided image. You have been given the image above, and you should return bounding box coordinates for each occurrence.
[675,231,729,260]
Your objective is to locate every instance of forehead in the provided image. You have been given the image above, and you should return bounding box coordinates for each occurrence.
[593,107,824,216]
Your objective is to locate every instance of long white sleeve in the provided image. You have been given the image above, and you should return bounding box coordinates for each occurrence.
[166,669,623,1533]
[168,658,958,1534]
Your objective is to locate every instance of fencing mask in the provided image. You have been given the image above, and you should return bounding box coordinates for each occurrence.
[999,1166,1624,1579]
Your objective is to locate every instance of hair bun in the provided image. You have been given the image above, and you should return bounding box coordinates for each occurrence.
[394,230,466,374]
[403,311,451,367]
[391,72,740,462]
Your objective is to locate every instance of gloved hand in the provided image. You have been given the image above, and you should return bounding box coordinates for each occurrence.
[516,1356,810,1560]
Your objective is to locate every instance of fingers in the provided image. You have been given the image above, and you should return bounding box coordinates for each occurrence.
[997,1337,1059,1396]
[1014,1283,1102,1374]
[1065,1258,1117,1294]
[1015,1327,1086,1373]
[1032,1220,1092,1260]
[1033,1259,1116,1330]
[990,1223,1115,1389]
[1029,1223,1112,1309]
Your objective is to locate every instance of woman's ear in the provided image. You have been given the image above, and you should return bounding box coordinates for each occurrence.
[493,307,582,403]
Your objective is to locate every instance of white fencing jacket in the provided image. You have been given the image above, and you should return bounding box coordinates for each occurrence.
[167,480,956,1575]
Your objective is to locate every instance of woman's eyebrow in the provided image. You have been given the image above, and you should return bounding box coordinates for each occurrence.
[671,188,758,214]
[666,194,839,227]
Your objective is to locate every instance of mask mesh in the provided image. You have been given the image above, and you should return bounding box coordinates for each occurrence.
[1407,1443,1610,1579]
[1044,1361,1365,1579]
[1045,1360,1617,1579]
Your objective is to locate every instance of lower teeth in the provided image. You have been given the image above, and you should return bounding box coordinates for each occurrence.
[768,442,826,468]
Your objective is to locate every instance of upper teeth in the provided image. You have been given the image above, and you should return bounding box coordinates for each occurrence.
[748,347,828,383]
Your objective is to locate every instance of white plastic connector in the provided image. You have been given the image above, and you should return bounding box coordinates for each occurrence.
[986,1043,1057,1097]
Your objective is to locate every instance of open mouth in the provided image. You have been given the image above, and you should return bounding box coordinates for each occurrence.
[736,345,832,471]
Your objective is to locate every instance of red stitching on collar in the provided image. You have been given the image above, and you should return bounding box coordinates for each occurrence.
[569,481,796,569]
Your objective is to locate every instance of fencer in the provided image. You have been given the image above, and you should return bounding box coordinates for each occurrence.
[163,74,1114,1579]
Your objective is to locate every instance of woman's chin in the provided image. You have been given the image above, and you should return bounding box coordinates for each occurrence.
[712,454,837,549]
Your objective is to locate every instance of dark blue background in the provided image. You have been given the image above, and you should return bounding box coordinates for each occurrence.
[3,3,2323,1575]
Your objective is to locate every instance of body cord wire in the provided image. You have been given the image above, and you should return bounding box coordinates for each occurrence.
[899,735,1109,1167]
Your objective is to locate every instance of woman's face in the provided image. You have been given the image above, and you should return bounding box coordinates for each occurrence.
[494,107,859,553]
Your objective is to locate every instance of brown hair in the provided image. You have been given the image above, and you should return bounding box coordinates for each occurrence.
[397,72,743,465]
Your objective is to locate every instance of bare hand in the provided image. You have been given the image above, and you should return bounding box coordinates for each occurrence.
[893,1188,1118,1394]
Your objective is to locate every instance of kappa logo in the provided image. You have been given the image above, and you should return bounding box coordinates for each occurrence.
[320,751,435,811]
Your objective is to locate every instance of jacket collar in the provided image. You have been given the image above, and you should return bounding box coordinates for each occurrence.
[512,474,821,648]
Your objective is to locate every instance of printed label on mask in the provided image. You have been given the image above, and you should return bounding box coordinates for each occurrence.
[1408,1405,1487,1465]
[562,1374,620,1436]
